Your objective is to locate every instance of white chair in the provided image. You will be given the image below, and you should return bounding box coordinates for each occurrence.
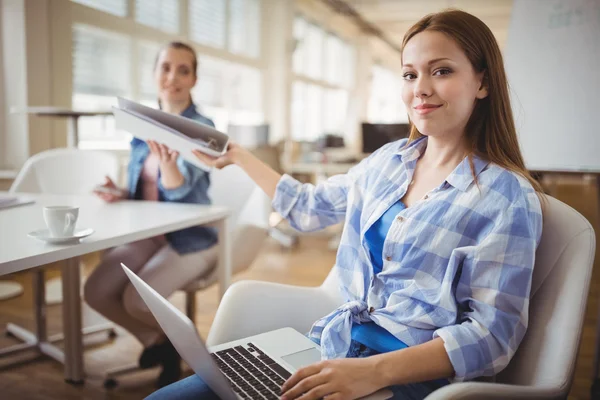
[103,164,270,388]
[9,148,121,305]
[207,196,596,400]
[5,148,120,346]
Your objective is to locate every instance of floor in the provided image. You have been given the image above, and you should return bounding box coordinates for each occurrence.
[0,176,598,399]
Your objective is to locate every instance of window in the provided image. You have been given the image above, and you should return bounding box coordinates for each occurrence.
[189,0,226,49]
[293,17,308,75]
[291,15,356,142]
[137,41,162,104]
[305,23,324,80]
[135,0,179,34]
[292,82,328,141]
[71,0,128,17]
[368,66,408,124]
[191,55,263,132]
[228,0,261,58]
[72,24,132,148]
[70,0,264,149]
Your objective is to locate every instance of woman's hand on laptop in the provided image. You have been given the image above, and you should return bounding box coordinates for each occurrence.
[279,357,385,400]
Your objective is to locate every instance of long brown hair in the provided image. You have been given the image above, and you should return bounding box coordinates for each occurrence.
[401,9,544,194]
[154,41,198,108]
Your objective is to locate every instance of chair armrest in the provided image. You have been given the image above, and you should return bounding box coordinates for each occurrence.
[206,280,340,346]
[425,382,562,400]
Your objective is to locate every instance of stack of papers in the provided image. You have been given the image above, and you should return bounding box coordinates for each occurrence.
[112,97,229,169]
[0,196,34,210]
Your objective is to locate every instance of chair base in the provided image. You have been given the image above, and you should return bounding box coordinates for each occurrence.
[0,322,116,377]
[0,281,24,301]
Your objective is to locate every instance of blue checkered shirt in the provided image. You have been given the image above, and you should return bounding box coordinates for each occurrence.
[272,137,542,381]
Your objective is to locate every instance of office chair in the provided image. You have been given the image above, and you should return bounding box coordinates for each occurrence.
[103,165,270,389]
[207,195,595,400]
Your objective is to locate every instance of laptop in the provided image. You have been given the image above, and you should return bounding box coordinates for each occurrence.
[121,263,393,400]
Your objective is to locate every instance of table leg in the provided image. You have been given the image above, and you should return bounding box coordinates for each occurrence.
[216,218,232,300]
[67,116,79,148]
[61,257,84,384]
[0,263,114,378]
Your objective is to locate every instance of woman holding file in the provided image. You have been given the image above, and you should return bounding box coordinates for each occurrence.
[149,10,544,400]
[84,42,217,388]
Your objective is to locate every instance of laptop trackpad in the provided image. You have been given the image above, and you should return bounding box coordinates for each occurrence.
[281,347,321,370]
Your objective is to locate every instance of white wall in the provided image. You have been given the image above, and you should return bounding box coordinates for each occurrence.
[505,0,600,171]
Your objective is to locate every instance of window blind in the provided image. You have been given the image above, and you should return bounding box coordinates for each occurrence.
[135,0,179,34]
[71,0,127,17]
[72,24,132,96]
[138,41,162,101]
[189,0,226,49]
[228,0,261,58]
[192,55,227,107]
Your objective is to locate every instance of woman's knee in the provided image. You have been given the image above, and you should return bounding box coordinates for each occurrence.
[123,283,150,318]
[83,269,109,311]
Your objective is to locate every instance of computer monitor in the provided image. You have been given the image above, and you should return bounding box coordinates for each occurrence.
[227,124,270,149]
[361,123,411,153]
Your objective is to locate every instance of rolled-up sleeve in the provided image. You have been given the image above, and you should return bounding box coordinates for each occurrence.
[271,141,402,233]
[272,173,352,232]
[433,197,543,381]
[159,158,208,201]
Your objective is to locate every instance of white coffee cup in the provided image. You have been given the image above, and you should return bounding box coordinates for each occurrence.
[43,206,79,237]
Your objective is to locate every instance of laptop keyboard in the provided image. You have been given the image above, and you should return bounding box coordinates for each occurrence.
[211,342,292,399]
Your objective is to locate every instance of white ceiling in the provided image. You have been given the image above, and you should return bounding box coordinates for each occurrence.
[345,0,514,51]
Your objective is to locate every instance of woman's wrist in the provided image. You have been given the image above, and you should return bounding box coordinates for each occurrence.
[369,353,396,389]
[160,164,185,189]
[231,146,253,167]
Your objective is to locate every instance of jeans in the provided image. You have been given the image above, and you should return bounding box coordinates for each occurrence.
[145,339,448,400]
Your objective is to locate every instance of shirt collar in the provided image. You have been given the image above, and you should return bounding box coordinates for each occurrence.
[180,102,198,119]
[398,136,490,192]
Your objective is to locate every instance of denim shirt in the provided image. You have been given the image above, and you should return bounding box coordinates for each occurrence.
[127,103,218,255]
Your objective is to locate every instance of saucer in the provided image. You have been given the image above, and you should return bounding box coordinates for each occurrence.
[27,228,95,244]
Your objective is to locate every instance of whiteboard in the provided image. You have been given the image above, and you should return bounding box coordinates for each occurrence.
[504,0,600,172]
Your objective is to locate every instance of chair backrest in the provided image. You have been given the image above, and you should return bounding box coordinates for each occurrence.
[319,196,595,394]
[9,148,120,195]
[496,196,595,393]
[209,165,270,274]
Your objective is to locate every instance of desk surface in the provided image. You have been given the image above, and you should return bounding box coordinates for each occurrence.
[0,192,229,275]
[12,107,113,117]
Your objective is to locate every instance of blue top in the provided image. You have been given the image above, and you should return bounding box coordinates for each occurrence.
[272,137,543,381]
[351,200,408,353]
[127,102,218,255]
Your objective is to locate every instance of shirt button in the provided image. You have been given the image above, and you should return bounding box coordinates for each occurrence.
[397,216,404,222]
[369,307,375,313]
[424,195,429,200]
[385,255,392,261]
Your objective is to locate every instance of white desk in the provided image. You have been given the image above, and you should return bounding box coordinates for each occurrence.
[0,192,231,383]
[13,107,113,148]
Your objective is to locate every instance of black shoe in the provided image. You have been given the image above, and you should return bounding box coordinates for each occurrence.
[139,339,175,369]
[156,363,181,388]
[156,343,181,388]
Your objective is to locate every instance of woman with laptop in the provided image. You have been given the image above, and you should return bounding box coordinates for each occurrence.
[149,10,543,400]
[84,41,218,388]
